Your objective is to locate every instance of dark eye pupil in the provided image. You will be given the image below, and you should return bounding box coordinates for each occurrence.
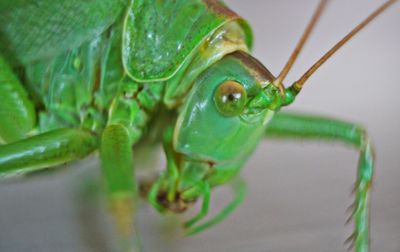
[227,93,237,101]
[220,85,242,103]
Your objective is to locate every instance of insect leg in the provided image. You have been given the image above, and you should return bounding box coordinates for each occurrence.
[0,128,97,177]
[163,127,180,203]
[185,177,246,236]
[0,55,36,143]
[146,128,180,212]
[183,181,211,229]
[100,124,138,250]
[266,111,374,252]
[147,173,165,212]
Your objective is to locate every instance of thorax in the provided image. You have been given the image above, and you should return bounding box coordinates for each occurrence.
[20,19,248,143]
[21,25,165,137]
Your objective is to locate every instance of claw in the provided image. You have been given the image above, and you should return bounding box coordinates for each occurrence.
[344,231,356,251]
[346,200,356,213]
[345,202,356,225]
[350,182,358,194]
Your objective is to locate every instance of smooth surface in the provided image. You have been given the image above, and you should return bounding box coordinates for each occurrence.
[0,1,399,251]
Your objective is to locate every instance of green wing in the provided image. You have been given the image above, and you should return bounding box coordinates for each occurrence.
[0,0,128,65]
[122,0,252,82]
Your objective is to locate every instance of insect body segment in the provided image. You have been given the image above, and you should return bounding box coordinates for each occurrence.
[0,56,35,143]
[0,0,129,65]
[122,0,252,82]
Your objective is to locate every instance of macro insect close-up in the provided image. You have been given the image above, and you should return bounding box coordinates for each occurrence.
[0,0,399,252]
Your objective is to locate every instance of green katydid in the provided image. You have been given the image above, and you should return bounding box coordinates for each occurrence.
[0,0,397,251]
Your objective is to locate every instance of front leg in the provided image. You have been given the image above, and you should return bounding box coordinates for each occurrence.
[0,128,97,176]
[100,124,138,250]
[183,177,246,236]
[147,128,247,236]
[266,111,374,252]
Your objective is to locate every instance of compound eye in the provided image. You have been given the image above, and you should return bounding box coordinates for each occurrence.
[214,80,247,117]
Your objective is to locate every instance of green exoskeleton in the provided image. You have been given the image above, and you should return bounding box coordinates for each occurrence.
[0,0,397,251]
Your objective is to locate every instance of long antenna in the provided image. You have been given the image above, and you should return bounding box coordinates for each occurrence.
[293,0,398,91]
[273,0,329,93]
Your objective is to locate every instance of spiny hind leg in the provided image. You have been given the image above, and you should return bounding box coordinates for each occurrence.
[266,111,374,252]
[0,55,36,144]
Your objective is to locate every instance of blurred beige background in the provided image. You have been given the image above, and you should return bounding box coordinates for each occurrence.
[0,1,399,251]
